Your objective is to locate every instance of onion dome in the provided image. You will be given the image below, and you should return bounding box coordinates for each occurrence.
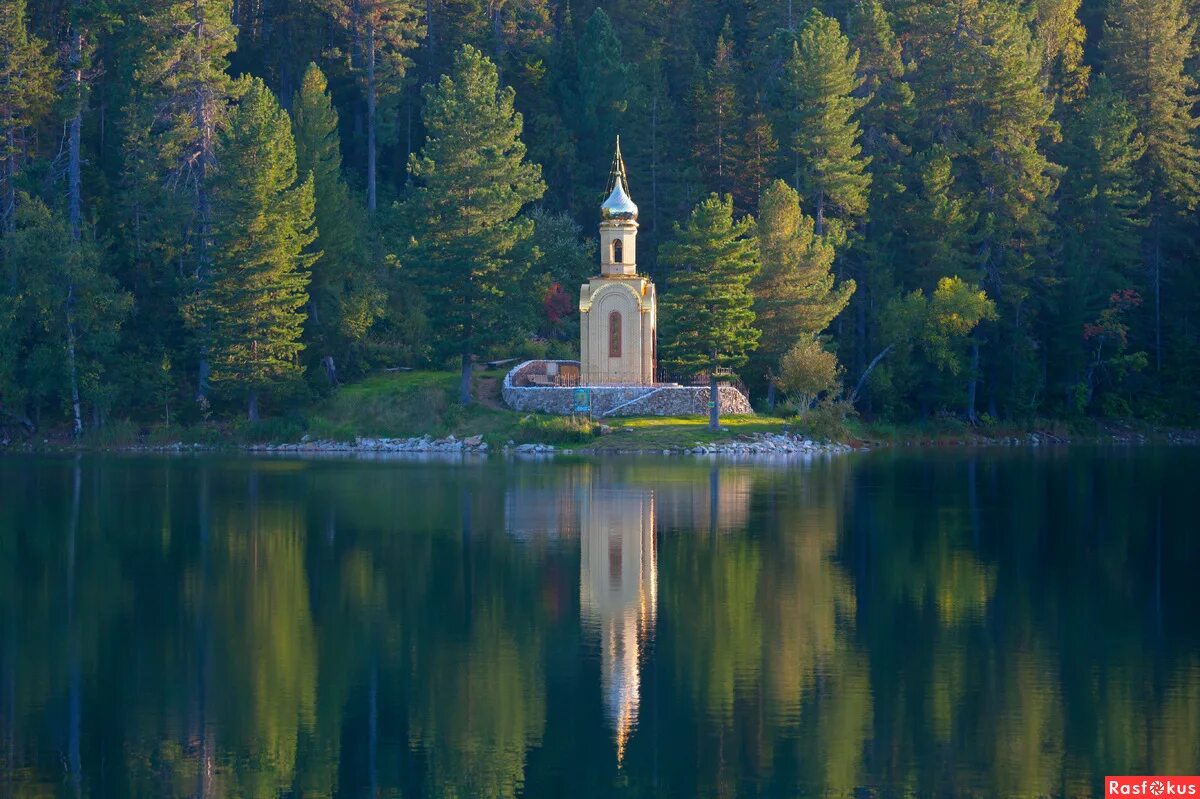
[601,181,638,221]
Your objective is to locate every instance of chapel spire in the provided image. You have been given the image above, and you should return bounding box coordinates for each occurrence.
[606,135,630,196]
[600,136,638,222]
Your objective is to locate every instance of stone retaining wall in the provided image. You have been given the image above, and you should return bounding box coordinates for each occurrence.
[502,360,752,417]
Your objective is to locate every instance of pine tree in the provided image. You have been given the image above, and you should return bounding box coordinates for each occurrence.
[750,180,854,405]
[293,63,379,385]
[774,10,871,238]
[659,194,760,430]
[321,0,424,213]
[132,0,238,398]
[1104,0,1200,372]
[0,0,54,234]
[692,18,744,202]
[406,45,545,404]
[206,78,317,420]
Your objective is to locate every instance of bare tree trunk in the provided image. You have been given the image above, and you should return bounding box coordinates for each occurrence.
[194,0,214,400]
[65,287,84,437]
[66,17,85,438]
[766,380,777,412]
[247,389,259,422]
[3,123,15,235]
[1153,218,1162,372]
[366,21,377,214]
[460,354,473,405]
[965,341,980,424]
[709,372,720,431]
[850,344,895,404]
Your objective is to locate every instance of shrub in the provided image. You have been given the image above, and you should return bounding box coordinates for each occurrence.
[777,335,843,412]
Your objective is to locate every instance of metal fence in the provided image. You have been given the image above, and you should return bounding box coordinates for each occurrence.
[656,368,750,398]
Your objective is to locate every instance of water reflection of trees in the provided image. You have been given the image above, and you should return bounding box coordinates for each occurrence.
[0,452,1198,796]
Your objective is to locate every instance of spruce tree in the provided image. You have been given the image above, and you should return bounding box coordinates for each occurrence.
[659,194,760,430]
[206,78,317,420]
[750,180,854,406]
[406,45,545,404]
[293,63,379,385]
[0,0,54,234]
[1104,0,1200,371]
[774,10,871,238]
[321,0,424,213]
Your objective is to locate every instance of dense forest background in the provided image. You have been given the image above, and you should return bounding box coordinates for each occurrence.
[2,0,1198,431]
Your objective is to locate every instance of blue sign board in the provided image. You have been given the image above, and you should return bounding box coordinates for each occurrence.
[573,388,592,414]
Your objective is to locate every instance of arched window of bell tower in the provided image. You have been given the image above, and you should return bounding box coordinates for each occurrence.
[612,239,623,264]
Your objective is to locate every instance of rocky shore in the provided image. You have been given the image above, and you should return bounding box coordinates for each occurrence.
[131,431,860,457]
[248,431,859,457]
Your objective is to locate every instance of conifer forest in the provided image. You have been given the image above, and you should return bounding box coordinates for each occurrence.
[2,0,1198,431]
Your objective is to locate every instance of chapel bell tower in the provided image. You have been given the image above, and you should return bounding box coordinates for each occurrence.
[580,138,658,386]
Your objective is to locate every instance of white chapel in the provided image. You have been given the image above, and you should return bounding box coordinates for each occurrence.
[579,139,657,386]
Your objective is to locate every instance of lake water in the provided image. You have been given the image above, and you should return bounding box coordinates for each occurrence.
[0,449,1197,797]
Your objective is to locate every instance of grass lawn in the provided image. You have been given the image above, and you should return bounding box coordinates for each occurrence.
[599,415,789,450]
[300,370,784,448]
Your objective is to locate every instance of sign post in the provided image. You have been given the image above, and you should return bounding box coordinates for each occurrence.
[573,388,592,416]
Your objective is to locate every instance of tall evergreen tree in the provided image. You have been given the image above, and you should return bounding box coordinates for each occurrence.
[321,0,424,213]
[774,10,870,238]
[1029,0,1090,107]
[1104,0,1200,372]
[750,180,854,406]
[659,194,760,430]
[405,45,545,404]
[840,0,912,381]
[0,0,54,234]
[903,147,981,292]
[692,19,744,202]
[206,78,317,420]
[293,63,379,385]
[131,0,238,399]
[738,100,779,213]
[907,0,1058,417]
[565,9,629,198]
[1054,76,1147,407]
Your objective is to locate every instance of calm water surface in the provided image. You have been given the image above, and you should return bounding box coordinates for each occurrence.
[0,449,1197,797]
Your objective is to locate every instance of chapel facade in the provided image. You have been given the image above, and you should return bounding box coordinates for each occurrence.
[579,139,657,386]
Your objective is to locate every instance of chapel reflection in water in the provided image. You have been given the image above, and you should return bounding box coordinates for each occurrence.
[578,485,656,764]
